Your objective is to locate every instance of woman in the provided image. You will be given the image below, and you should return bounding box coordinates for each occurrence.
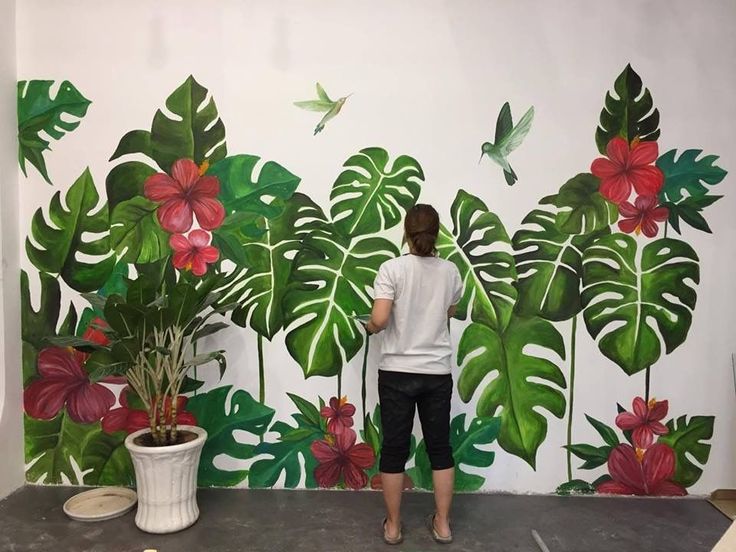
[365,204,463,545]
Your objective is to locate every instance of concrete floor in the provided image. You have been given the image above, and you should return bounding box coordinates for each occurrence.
[0,486,730,552]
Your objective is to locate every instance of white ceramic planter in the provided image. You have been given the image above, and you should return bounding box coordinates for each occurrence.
[125,425,207,534]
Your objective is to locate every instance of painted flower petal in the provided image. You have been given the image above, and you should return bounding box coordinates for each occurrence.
[650,480,687,497]
[320,405,335,419]
[190,256,209,277]
[171,159,201,190]
[348,443,376,470]
[336,428,358,451]
[172,250,195,271]
[169,234,192,252]
[23,378,73,420]
[649,400,669,422]
[191,198,225,231]
[102,407,130,434]
[310,439,338,464]
[650,206,669,223]
[599,174,632,204]
[640,217,660,238]
[37,347,86,379]
[632,397,648,419]
[596,480,638,495]
[188,229,211,248]
[190,175,220,198]
[591,158,621,179]
[615,412,642,431]
[607,444,645,494]
[328,397,340,410]
[649,421,669,436]
[144,173,182,202]
[127,409,150,434]
[328,418,346,435]
[158,199,194,233]
[633,426,654,449]
[617,201,639,218]
[198,246,220,264]
[618,217,641,234]
[342,461,369,490]
[642,443,676,487]
[606,137,630,166]
[629,140,659,166]
[634,194,658,211]
[82,317,110,347]
[314,459,342,488]
[66,383,116,424]
[176,411,197,426]
[629,166,664,196]
[341,403,356,418]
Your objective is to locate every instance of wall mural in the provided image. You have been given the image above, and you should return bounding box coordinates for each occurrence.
[19,64,727,495]
[294,82,351,135]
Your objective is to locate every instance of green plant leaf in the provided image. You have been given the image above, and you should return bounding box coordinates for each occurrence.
[17,80,91,184]
[585,414,620,448]
[186,386,275,486]
[513,206,608,321]
[24,413,94,484]
[658,415,714,488]
[150,75,227,173]
[556,479,596,495]
[109,129,152,161]
[329,147,423,238]
[595,64,660,154]
[657,149,728,203]
[26,168,115,292]
[286,393,322,428]
[283,229,398,377]
[110,197,171,263]
[80,429,134,486]
[215,193,327,338]
[563,443,611,470]
[437,190,517,331]
[208,154,301,225]
[582,235,699,375]
[541,174,618,235]
[105,161,157,213]
[457,316,566,467]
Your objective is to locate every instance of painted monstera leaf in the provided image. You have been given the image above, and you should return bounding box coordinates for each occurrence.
[437,190,517,332]
[513,206,608,321]
[216,193,327,338]
[582,234,699,375]
[17,80,91,184]
[80,429,134,486]
[596,64,660,155]
[283,228,398,377]
[540,174,617,235]
[106,75,228,263]
[26,169,115,292]
[330,148,423,238]
[457,316,566,467]
[187,386,275,486]
[659,415,714,488]
[24,413,93,484]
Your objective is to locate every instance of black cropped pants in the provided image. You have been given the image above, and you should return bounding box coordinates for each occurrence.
[378,370,455,473]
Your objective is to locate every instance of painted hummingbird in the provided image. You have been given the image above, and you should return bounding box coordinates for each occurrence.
[294,83,351,135]
[479,102,534,185]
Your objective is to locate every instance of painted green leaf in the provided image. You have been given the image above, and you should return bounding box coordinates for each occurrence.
[540,174,618,235]
[658,149,728,203]
[105,161,157,213]
[437,190,517,331]
[26,168,115,292]
[208,154,301,226]
[24,413,93,484]
[564,443,611,470]
[249,397,325,488]
[80,429,134,486]
[283,229,398,377]
[110,197,171,263]
[457,316,566,467]
[662,195,722,235]
[585,414,620,448]
[659,415,714,488]
[513,206,608,321]
[21,270,77,385]
[582,235,699,375]
[109,129,152,161]
[595,64,660,154]
[215,193,327,338]
[330,147,423,238]
[409,415,500,491]
[556,479,596,495]
[17,80,91,184]
[186,386,275,486]
[150,75,227,173]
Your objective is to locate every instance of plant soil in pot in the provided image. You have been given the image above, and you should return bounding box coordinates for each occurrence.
[125,425,207,534]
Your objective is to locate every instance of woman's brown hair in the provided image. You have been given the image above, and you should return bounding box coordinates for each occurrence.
[404,204,440,257]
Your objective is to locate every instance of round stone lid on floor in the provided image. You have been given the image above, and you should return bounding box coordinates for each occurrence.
[63,487,137,522]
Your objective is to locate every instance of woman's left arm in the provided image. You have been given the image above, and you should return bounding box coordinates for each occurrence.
[366,298,393,334]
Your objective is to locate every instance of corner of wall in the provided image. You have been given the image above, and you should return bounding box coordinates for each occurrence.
[0,0,25,499]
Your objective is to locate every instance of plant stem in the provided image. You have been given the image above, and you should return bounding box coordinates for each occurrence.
[664,221,669,238]
[644,367,651,403]
[257,334,265,404]
[361,336,370,428]
[566,315,578,482]
[337,369,342,399]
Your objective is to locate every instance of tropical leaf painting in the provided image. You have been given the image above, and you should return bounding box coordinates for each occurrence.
[17,80,91,184]
[540,174,618,236]
[437,190,517,331]
[659,415,714,488]
[582,235,699,375]
[24,413,91,484]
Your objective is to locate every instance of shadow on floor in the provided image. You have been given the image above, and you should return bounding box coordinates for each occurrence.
[0,486,729,551]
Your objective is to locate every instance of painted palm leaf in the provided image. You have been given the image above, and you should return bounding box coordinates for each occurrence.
[436,190,517,332]
[283,229,398,377]
[582,235,699,375]
[330,147,423,238]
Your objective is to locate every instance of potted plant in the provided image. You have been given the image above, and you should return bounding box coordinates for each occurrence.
[56,276,232,533]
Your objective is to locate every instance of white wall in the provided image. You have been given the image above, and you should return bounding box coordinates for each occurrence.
[14,0,736,494]
[0,0,24,499]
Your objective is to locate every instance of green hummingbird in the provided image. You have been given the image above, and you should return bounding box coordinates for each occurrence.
[480,102,535,185]
[294,83,352,135]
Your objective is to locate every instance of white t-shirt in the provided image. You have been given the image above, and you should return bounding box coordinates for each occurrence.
[373,254,463,375]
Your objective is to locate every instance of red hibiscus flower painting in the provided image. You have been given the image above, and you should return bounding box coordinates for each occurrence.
[320,396,356,435]
[310,429,375,490]
[144,158,225,233]
[596,443,686,496]
[591,137,664,204]
[102,389,196,434]
[615,396,669,449]
[24,347,116,424]
[170,230,220,276]
[617,195,669,238]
